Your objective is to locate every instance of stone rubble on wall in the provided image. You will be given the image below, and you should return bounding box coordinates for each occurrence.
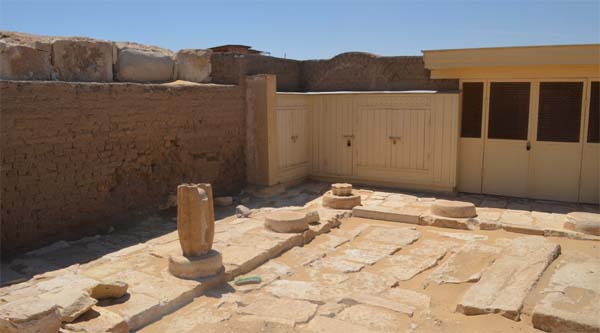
[0,31,211,83]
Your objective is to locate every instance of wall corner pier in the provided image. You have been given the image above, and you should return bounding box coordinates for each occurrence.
[245,74,279,187]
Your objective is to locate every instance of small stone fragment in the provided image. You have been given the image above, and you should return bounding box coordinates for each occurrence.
[38,288,97,322]
[90,281,128,300]
[236,205,252,218]
[305,210,320,224]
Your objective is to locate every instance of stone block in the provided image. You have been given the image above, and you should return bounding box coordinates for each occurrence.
[63,306,129,333]
[175,49,211,83]
[0,296,61,333]
[457,236,560,320]
[116,45,174,82]
[38,288,97,322]
[90,280,128,300]
[52,39,113,82]
[352,205,420,224]
[0,41,53,80]
[564,212,600,236]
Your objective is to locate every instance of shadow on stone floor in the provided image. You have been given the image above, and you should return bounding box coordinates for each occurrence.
[0,181,330,286]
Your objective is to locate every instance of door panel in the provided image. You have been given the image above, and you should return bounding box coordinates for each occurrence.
[529,82,583,202]
[483,141,530,197]
[389,109,430,170]
[354,108,390,168]
[482,82,531,198]
[315,96,353,176]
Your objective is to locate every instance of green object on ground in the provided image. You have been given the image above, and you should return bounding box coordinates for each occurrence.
[234,276,262,286]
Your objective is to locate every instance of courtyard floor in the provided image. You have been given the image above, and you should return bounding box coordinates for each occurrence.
[1,181,598,332]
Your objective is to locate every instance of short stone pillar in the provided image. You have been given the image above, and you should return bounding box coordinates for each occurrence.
[322,183,361,210]
[264,210,309,233]
[169,183,224,279]
[430,199,477,218]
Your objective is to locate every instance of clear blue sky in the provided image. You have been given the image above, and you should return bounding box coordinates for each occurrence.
[1,0,598,60]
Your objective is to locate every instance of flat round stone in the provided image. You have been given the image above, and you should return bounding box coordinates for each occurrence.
[169,250,224,279]
[431,200,477,218]
[332,183,353,196]
[564,212,600,236]
[264,210,309,233]
[322,191,361,210]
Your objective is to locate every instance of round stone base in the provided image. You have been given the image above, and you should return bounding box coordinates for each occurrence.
[322,191,361,210]
[332,183,353,196]
[430,199,477,218]
[264,210,308,233]
[169,250,224,279]
[564,212,600,236]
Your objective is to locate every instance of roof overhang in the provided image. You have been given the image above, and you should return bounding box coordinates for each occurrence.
[422,44,600,79]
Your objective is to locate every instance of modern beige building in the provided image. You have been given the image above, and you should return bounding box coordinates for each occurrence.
[424,44,600,204]
[248,45,599,204]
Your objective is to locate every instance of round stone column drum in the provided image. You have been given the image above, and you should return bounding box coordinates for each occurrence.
[430,200,477,218]
[322,183,361,210]
[264,210,309,233]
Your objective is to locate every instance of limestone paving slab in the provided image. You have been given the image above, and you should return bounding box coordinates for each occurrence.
[532,258,600,332]
[380,240,453,282]
[457,236,561,320]
[428,242,501,285]
[237,295,318,326]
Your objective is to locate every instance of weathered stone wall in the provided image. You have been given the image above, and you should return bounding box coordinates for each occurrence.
[0,81,246,253]
[211,53,303,92]
[0,31,211,83]
[301,52,458,91]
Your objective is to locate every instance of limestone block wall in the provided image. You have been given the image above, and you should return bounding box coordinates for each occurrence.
[0,31,211,83]
[0,81,246,253]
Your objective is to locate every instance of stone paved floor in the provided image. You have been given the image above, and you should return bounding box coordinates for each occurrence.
[139,218,599,333]
[1,181,598,332]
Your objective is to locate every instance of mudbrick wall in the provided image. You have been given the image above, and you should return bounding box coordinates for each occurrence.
[301,52,458,91]
[211,52,303,92]
[0,81,246,253]
[211,52,458,92]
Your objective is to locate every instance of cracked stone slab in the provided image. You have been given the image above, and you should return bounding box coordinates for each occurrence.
[340,248,387,265]
[237,295,317,326]
[266,280,327,303]
[234,260,294,293]
[337,304,411,331]
[339,271,396,295]
[457,236,560,320]
[352,206,422,224]
[361,226,421,246]
[532,258,600,332]
[340,293,415,317]
[428,242,501,285]
[63,306,128,333]
[280,246,327,267]
[380,240,451,281]
[309,257,365,273]
[0,296,61,333]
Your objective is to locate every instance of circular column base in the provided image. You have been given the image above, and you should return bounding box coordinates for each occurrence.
[264,210,308,233]
[430,199,477,218]
[322,191,361,210]
[169,249,224,279]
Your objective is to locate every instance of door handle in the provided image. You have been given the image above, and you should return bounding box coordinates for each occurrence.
[389,136,401,145]
[526,141,531,151]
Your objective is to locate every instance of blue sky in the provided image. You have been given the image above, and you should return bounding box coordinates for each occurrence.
[1,0,598,60]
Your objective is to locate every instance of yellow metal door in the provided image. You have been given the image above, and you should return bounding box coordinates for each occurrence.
[482,81,533,198]
[528,81,585,202]
[389,108,431,170]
